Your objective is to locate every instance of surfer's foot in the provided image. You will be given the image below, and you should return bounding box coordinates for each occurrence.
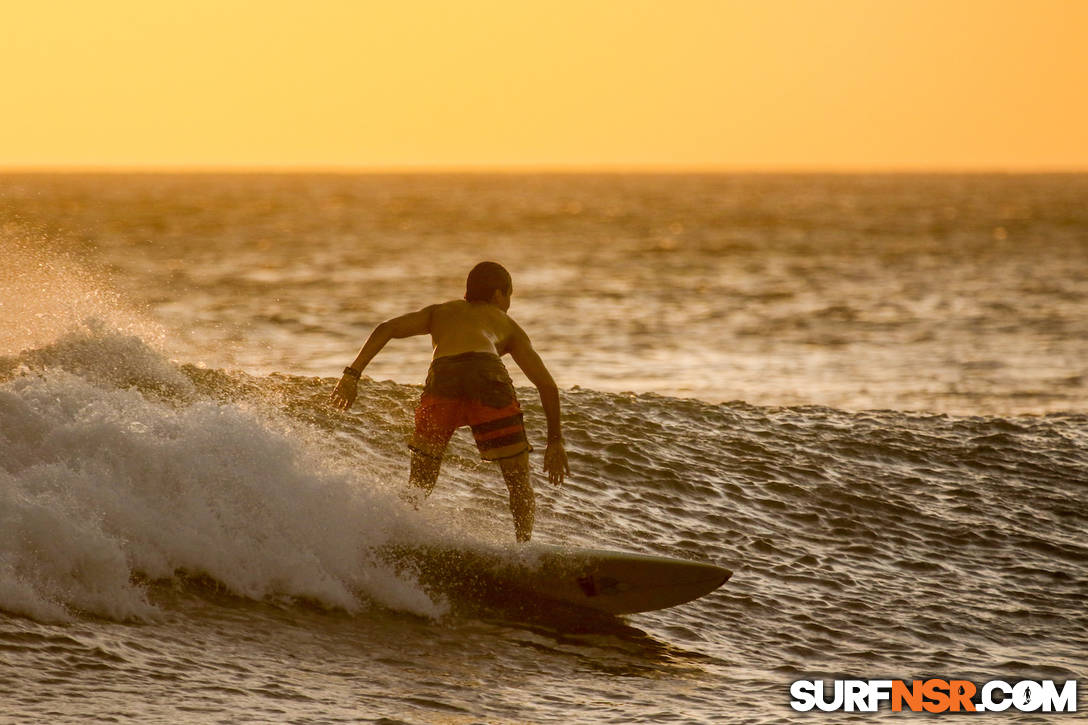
[399,487,425,510]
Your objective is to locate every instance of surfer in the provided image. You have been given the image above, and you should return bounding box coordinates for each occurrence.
[329,261,569,542]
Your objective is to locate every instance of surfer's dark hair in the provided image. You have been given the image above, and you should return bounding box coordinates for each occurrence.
[465,262,512,303]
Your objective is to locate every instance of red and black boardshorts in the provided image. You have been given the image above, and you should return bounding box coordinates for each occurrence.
[409,352,531,462]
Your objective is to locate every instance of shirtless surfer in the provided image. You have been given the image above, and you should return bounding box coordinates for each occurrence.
[329,261,569,542]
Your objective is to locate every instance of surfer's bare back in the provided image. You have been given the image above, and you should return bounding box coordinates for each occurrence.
[329,261,569,542]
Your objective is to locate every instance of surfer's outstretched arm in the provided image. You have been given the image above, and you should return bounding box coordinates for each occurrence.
[330,306,434,410]
[506,321,570,487]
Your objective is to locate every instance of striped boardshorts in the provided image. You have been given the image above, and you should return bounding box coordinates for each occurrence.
[409,352,531,462]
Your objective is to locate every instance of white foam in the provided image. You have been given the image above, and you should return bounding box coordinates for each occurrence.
[14,319,195,399]
[0,331,445,622]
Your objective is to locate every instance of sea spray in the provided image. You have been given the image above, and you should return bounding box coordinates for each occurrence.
[0,328,445,622]
[0,236,167,359]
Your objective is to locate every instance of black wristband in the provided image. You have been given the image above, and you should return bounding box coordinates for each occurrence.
[343,366,361,379]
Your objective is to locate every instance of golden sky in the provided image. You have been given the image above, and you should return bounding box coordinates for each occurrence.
[2,0,1086,170]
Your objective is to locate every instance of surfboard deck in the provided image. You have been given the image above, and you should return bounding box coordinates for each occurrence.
[373,542,731,615]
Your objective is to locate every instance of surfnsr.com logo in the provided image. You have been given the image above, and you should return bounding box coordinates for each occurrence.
[789,679,1078,713]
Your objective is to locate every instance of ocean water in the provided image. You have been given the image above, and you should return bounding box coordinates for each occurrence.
[1,173,1086,723]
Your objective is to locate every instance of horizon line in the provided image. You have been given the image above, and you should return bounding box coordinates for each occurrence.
[2,162,1087,175]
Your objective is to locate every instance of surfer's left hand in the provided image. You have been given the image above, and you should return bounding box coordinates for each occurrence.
[329,375,358,410]
[544,440,569,487]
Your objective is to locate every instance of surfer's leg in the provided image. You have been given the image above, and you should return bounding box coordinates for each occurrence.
[405,449,443,507]
[407,396,457,507]
[497,451,534,542]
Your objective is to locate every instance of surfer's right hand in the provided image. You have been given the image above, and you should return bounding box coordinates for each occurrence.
[543,440,569,487]
[329,375,358,410]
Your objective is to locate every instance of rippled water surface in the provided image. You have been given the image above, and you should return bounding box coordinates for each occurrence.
[1,174,1086,722]
[5,173,1087,412]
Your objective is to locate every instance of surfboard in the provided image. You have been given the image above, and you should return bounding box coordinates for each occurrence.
[374,542,731,615]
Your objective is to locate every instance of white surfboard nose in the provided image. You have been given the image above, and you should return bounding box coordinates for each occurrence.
[559,552,731,614]
[372,542,732,615]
